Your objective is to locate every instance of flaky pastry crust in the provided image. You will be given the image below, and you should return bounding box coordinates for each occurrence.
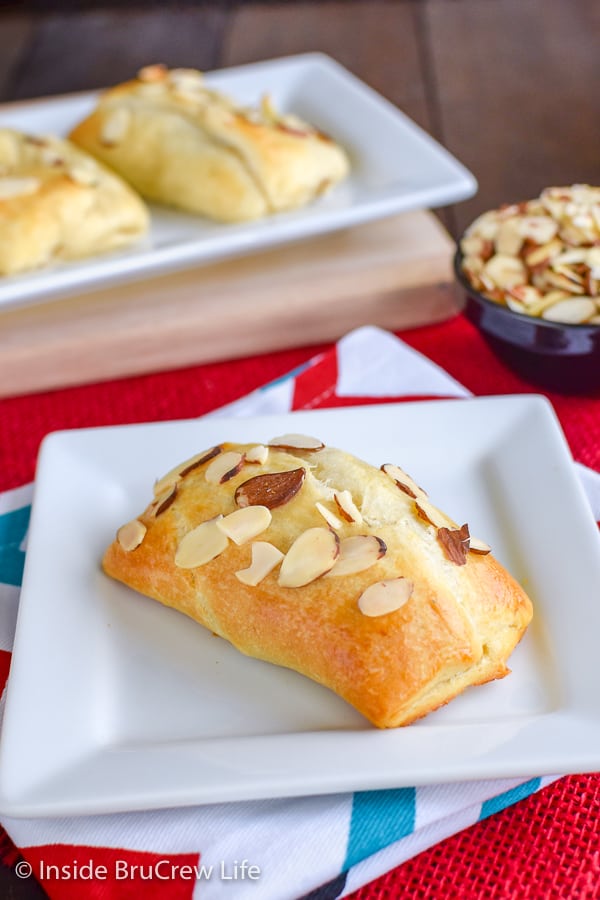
[69,65,350,222]
[0,128,148,276]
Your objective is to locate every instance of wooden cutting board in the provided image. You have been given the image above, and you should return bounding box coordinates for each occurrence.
[0,210,459,398]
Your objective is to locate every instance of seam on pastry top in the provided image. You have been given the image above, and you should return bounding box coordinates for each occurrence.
[102,93,274,214]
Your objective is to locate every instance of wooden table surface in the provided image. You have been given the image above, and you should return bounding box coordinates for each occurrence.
[0,0,598,897]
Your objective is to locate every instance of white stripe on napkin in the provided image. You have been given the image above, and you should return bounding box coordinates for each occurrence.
[336,326,470,399]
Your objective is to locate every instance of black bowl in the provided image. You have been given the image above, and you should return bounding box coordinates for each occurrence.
[454,249,600,394]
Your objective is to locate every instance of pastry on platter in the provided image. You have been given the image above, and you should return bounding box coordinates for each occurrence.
[69,64,350,222]
[102,435,533,728]
[0,128,149,276]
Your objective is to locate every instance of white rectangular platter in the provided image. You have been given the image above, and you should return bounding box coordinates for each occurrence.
[0,52,476,311]
[2,397,599,817]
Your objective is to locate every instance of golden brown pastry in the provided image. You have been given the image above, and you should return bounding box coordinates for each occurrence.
[69,64,350,222]
[0,128,149,276]
[102,435,533,728]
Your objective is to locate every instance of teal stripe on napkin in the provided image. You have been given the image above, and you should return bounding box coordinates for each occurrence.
[479,778,541,820]
[344,788,416,870]
[0,505,30,587]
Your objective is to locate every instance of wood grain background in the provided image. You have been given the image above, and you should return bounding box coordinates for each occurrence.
[0,0,598,238]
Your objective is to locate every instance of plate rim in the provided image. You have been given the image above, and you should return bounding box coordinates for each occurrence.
[2,395,600,818]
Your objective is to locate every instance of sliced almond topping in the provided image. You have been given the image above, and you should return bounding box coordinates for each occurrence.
[278,527,339,588]
[235,541,284,586]
[100,107,131,147]
[245,444,269,465]
[179,445,222,478]
[175,517,228,568]
[415,498,452,529]
[153,484,177,517]
[469,536,492,555]
[153,446,222,496]
[358,578,414,617]
[333,490,363,524]
[216,505,272,545]
[117,519,146,552]
[235,467,305,509]
[0,176,40,199]
[205,451,245,484]
[381,463,425,500]
[327,535,386,577]
[268,433,325,451]
[138,63,168,82]
[315,501,343,530]
[67,164,99,187]
[437,523,470,566]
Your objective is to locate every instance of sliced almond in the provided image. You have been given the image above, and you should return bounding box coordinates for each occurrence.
[205,451,245,484]
[216,505,271,545]
[524,237,564,269]
[100,107,131,147]
[175,517,228,568]
[464,210,500,241]
[152,484,177,517]
[482,254,527,289]
[117,519,146,552]
[505,296,527,315]
[0,176,40,199]
[138,63,167,82]
[154,446,221,496]
[526,289,572,317]
[315,501,343,530]
[245,444,269,465]
[415,497,453,529]
[506,284,542,307]
[544,269,585,294]
[469,536,492,555]
[278,527,339,588]
[358,578,414,617]
[495,218,524,256]
[438,524,470,566]
[541,297,596,324]
[334,490,363,524]
[461,234,494,259]
[518,215,559,244]
[235,467,305,509]
[381,463,425,500]
[67,164,99,187]
[168,68,204,90]
[327,535,386,577]
[268,433,325,451]
[235,541,284,586]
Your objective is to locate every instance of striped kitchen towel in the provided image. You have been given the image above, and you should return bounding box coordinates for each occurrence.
[1,326,598,900]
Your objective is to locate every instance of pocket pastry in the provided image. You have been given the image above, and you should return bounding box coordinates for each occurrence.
[69,64,350,222]
[0,128,149,276]
[102,435,533,728]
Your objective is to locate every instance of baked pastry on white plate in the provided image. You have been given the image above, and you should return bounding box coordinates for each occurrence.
[69,64,350,223]
[0,128,149,276]
[102,435,533,728]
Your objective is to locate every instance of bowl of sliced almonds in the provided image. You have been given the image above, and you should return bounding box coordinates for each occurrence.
[456,184,600,392]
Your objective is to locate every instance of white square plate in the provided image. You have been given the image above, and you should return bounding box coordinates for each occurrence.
[0,52,476,311]
[2,397,600,818]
